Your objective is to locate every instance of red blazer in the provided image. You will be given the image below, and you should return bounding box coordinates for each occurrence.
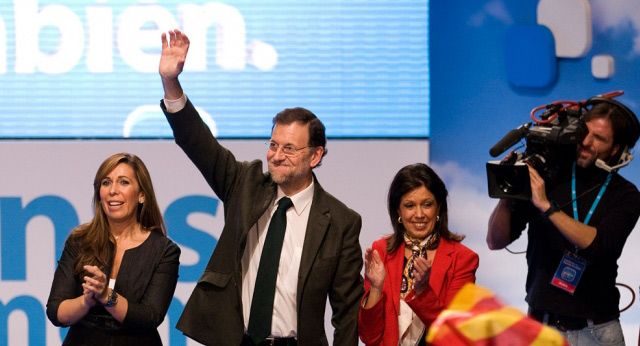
[358,237,479,346]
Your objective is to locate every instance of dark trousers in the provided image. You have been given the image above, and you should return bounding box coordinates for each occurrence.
[241,335,297,346]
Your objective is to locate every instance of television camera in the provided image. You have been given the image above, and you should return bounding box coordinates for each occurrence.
[486,91,636,200]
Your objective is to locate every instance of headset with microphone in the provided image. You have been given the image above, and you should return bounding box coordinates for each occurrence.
[580,91,640,172]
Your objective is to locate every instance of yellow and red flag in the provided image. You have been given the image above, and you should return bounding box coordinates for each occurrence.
[426,283,569,346]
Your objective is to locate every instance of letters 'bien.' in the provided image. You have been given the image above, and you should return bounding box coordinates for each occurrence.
[2,0,276,74]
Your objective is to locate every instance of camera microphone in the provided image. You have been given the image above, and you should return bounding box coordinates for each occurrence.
[489,123,531,157]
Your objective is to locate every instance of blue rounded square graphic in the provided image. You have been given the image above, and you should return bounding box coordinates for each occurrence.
[504,24,557,88]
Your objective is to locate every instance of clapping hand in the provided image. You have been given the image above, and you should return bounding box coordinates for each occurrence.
[82,265,109,305]
[412,256,433,294]
[364,247,386,291]
[82,282,97,308]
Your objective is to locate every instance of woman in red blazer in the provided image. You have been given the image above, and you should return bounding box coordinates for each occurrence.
[359,163,479,346]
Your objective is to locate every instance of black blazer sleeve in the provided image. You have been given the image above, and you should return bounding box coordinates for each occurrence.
[46,237,81,327]
[162,98,250,202]
[120,238,181,331]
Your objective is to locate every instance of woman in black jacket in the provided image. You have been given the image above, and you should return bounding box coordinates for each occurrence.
[47,153,180,345]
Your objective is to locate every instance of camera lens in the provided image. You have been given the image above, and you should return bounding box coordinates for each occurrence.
[486,161,531,200]
[495,165,529,195]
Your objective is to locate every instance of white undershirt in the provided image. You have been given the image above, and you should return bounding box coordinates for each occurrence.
[242,183,314,338]
[398,299,425,346]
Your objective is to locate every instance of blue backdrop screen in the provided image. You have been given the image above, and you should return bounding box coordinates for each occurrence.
[0,0,428,138]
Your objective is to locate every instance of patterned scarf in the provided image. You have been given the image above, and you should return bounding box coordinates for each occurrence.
[400,231,439,299]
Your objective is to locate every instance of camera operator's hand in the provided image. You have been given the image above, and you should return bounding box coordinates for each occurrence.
[501,151,516,163]
[525,164,598,249]
[527,164,551,212]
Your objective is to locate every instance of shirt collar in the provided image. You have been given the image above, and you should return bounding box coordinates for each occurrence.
[275,180,315,216]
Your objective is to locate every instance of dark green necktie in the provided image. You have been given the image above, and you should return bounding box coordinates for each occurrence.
[248,197,293,344]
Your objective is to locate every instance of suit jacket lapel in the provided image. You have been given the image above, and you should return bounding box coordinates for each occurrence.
[239,177,277,252]
[296,179,330,300]
[428,238,453,297]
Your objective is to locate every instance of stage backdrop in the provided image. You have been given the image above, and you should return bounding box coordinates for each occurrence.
[0,0,428,138]
[0,140,428,345]
[4,0,640,345]
[0,0,431,344]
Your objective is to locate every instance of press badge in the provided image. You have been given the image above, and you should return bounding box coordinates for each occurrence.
[550,252,586,294]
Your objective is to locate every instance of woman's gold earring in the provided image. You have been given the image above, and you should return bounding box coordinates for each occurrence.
[398,216,402,224]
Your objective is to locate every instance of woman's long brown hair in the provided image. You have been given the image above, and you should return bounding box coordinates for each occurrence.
[70,153,166,276]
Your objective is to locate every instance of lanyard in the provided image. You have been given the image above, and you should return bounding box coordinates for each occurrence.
[571,162,612,225]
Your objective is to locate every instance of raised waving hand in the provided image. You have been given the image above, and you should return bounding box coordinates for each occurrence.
[159,29,190,100]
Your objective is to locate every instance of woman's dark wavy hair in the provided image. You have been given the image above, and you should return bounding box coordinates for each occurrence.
[386,163,465,253]
[70,153,166,275]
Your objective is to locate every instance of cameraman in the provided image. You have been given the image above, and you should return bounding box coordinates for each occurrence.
[487,100,640,346]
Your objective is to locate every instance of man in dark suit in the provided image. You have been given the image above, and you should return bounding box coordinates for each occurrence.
[158,29,364,346]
